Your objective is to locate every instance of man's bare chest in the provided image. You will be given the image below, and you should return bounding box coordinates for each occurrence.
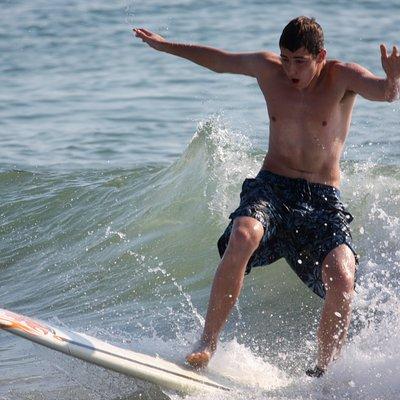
[265,84,336,116]
[257,77,353,132]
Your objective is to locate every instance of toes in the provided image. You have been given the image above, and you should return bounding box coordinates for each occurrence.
[185,352,210,369]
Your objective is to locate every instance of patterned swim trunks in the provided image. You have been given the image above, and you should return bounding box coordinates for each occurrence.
[217,170,359,298]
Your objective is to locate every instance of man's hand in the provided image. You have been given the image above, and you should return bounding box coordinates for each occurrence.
[380,44,400,80]
[380,44,400,101]
[133,28,167,51]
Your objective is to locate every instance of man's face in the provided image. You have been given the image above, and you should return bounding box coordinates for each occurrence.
[280,46,325,89]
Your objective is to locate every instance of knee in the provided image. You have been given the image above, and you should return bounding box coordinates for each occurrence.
[229,218,264,251]
[322,246,356,296]
[324,266,355,296]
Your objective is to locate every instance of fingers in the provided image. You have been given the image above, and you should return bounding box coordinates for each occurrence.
[380,44,387,59]
[132,27,165,49]
[140,28,153,35]
[382,44,400,58]
[133,28,153,37]
[133,28,148,38]
[132,29,148,45]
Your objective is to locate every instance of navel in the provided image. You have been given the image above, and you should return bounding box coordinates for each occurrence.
[322,121,327,126]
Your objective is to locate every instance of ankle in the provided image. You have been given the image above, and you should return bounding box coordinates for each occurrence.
[200,335,217,352]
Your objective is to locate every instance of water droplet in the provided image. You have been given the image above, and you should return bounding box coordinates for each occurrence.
[334,311,342,318]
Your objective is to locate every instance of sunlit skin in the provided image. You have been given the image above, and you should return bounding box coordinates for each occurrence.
[133,27,400,371]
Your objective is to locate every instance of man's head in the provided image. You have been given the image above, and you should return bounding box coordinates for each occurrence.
[279,16,324,57]
[279,16,326,89]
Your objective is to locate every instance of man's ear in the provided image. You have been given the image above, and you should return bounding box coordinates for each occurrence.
[317,49,327,63]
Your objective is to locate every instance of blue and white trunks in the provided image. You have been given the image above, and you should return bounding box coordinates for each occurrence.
[217,170,359,299]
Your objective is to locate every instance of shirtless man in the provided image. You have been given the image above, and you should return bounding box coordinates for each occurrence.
[134,16,400,376]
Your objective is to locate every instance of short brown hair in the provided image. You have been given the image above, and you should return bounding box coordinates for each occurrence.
[279,16,324,57]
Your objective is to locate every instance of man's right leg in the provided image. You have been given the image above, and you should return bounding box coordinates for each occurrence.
[186,216,264,368]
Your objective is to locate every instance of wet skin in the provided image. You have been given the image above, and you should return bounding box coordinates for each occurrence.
[133,27,400,370]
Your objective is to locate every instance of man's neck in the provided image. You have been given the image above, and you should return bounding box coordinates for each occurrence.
[305,61,327,91]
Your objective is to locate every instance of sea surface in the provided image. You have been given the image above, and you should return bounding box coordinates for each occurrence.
[1,1,400,399]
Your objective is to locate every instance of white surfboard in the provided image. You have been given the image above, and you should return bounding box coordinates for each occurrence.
[0,308,230,394]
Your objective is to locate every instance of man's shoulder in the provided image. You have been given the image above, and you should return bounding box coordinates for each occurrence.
[328,60,364,78]
[327,59,346,73]
[325,60,359,88]
[256,51,280,65]
[326,60,365,98]
[252,51,281,76]
[257,51,279,60]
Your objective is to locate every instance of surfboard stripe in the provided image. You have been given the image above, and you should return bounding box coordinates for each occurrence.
[57,336,230,391]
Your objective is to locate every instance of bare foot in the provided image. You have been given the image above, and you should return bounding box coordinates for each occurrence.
[185,340,216,370]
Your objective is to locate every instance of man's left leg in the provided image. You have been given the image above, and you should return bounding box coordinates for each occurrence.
[316,244,356,372]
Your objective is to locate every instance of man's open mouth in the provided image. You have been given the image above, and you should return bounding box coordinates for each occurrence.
[292,78,300,84]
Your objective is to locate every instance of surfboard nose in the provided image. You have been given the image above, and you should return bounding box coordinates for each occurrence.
[0,309,15,328]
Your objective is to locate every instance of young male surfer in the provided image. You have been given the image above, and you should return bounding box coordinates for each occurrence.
[134,16,400,376]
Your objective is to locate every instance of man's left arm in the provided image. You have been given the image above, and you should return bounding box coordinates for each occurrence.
[338,44,400,102]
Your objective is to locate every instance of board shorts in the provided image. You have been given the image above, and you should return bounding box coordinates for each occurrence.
[217,170,359,299]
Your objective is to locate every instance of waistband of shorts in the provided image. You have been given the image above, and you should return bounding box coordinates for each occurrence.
[255,170,341,197]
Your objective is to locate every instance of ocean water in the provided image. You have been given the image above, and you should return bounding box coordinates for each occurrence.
[1,1,400,399]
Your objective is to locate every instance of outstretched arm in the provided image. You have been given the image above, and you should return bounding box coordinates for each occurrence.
[339,44,400,102]
[133,28,270,78]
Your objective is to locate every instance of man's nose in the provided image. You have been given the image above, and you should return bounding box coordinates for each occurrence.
[287,62,297,75]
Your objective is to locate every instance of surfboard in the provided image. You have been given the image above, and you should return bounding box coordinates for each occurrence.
[0,308,230,394]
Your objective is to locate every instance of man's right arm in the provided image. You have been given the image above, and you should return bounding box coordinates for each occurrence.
[133,28,272,78]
